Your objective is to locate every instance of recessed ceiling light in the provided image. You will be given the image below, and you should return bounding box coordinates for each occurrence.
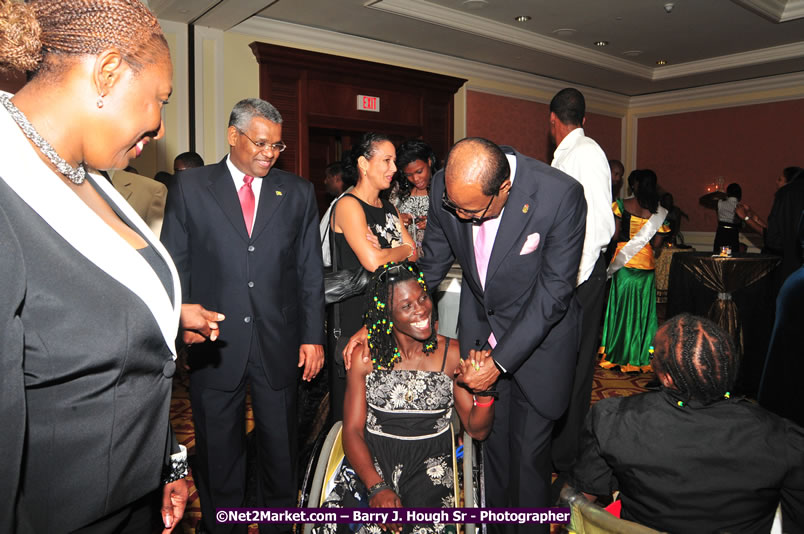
[461,0,489,9]
[553,28,577,37]
[656,59,668,65]
[623,50,643,57]
[514,15,531,22]
[594,41,609,47]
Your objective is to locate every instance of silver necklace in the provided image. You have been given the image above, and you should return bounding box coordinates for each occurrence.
[0,94,86,184]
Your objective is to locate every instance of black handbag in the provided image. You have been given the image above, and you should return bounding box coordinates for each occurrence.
[324,267,371,305]
[323,194,371,306]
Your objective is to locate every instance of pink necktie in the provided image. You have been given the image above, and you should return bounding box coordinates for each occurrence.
[474,220,494,289]
[239,175,255,236]
[475,219,498,348]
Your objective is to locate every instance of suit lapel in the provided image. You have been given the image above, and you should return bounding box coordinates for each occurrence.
[485,151,534,283]
[111,173,134,200]
[251,169,286,241]
[208,160,250,241]
[0,107,180,355]
[460,216,482,289]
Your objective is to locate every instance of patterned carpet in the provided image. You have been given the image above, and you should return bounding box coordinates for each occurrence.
[169,364,653,533]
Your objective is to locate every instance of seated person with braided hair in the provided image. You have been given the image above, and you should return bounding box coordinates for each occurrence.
[570,314,804,533]
[317,261,494,534]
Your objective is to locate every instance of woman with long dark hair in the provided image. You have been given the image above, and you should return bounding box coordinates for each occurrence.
[599,169,670,372]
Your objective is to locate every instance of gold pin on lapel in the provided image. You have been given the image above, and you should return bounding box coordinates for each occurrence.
[275,191,283,196]
[522,204,529,214]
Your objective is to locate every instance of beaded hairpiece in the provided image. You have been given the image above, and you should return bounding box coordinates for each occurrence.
[366,261,437,370]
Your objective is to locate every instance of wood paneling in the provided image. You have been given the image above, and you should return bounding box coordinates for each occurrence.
[250,42,465,192]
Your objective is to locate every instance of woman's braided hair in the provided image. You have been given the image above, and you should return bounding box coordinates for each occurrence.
[653,313,738,405]
[0,0,167,77]
[364,261,437,370]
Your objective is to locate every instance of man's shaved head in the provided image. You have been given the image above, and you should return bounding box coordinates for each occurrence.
[445,137,509,196]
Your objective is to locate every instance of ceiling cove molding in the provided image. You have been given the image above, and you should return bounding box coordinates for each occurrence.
[366,0,804,82]
[731,0,804,22]
[630,71,804,116]
[365,0,654,80]
[235,17,628,113]
[652,41,804,80]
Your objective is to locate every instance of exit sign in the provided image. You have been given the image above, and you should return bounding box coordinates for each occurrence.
[357,94,380,112]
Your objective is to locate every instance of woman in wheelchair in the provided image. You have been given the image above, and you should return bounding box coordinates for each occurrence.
[318,261,494,533]
[569,314,804,533]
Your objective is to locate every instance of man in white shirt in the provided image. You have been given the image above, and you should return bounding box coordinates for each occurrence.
[548,88,615,496]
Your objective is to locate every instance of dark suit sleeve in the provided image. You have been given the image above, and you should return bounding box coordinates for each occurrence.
[295,180,326,345]
[0,205,26,533]
[161,176,192,300]
[419,171,455,291]
[493,182,587,373]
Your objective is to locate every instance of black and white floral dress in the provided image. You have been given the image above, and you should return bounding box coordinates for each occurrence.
[395,192,429,258]
[317,342,457,534]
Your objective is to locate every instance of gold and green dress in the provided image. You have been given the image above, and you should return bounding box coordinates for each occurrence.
[599,199,670,372]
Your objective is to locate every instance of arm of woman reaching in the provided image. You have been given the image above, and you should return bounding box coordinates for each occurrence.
[735,202,768,233]
[332,195,416,271]
[452,345,495,440]
[341,353,402,532]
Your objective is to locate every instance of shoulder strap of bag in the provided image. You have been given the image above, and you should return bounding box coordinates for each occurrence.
[330,192,364,340]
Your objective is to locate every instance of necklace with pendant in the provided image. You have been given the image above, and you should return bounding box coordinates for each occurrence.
[1,94,87,184]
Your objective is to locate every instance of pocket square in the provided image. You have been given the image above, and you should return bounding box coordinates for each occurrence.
[519,232,540,255]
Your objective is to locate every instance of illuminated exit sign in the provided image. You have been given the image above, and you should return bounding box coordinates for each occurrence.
[357,94,380,112]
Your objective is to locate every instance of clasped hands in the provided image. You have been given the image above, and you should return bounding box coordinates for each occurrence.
[455,349,499,392]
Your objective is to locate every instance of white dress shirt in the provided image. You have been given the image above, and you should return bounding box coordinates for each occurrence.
[552,128,615,286]
[226,155,263,234]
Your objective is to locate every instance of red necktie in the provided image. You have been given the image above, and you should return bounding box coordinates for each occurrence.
[239,175,255,236]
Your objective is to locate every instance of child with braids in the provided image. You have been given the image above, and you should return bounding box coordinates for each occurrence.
[317,261,494,534]
[570,314,804,533]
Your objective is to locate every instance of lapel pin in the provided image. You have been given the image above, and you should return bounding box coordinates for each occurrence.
[522,204,529,214]
[275,190,283,196]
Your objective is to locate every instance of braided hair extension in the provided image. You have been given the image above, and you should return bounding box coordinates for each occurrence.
[0,0,167,77]
[364,261,437,370]
[653,313,738,405]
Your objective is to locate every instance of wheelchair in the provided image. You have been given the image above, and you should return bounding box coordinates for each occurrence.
[299,418,485,534]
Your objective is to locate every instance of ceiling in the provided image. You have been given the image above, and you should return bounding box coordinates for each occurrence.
[149,0,804,96]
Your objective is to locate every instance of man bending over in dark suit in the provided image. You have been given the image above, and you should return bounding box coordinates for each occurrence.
[162,98,325,534]
[347,137,586,533]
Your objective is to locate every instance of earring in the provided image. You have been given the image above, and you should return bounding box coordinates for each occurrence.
[96,96,104,109]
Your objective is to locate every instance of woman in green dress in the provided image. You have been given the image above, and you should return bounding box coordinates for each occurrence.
[600,170,670,372]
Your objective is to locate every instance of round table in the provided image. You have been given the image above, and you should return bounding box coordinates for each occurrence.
[666,252,780,396]
[654,245,695,304]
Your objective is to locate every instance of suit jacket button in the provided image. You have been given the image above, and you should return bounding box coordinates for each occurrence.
[162,360,176,378]
[247,245,255,252]
[475,339,481,346]
[487,309,494,316]
[248,281,255,288]
[244,316,252,323]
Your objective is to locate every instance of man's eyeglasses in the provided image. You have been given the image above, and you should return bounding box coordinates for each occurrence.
[442,188,496,222]
[237,129,287,153]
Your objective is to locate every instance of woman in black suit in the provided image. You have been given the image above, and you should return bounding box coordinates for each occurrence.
[0,1,220,532]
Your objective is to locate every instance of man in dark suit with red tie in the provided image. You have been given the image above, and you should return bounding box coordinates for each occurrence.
[420,138,586,533]
[161,98,325,534]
